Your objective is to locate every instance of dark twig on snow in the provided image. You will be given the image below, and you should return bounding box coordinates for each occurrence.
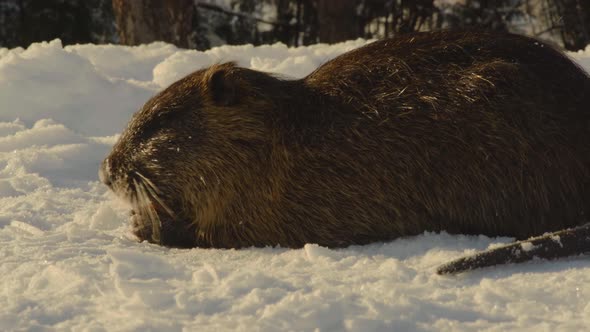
[437,223,590,275]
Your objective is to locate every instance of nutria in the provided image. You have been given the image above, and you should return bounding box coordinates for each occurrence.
[100,30,590,271]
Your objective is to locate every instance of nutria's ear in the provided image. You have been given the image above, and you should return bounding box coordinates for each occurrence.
[205,63,238,106]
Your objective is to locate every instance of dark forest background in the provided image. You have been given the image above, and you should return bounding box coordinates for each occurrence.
[0,0,589,51]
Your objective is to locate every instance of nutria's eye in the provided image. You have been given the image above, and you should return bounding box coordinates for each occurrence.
[139,105,185,138]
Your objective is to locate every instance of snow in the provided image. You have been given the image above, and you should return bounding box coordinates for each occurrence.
[1,38,590,331]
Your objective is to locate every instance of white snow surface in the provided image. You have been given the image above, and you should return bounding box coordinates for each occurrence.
[1,38,590,331]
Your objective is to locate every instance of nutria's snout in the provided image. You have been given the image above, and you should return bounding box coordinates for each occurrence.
[99,155,136,192]
[100,149,192,247]
[98,158,112,188]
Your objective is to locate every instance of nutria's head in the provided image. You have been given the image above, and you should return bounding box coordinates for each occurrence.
[99,62,287,247]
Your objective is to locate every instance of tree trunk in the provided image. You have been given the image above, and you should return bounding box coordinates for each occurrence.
[112,0,194,48]
[317,0,358,43]
[563,0,590,50]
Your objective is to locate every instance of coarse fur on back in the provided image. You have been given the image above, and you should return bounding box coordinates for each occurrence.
[100,30,590,251]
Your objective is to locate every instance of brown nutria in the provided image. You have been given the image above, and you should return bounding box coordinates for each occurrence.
[100,30,590,267]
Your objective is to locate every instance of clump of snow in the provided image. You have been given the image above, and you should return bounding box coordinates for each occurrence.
[1,38,590,331]
[571,45,590,73]
[551,234,563,247]
[520,242,537,252]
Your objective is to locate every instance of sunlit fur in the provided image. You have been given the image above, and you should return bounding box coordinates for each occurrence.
[101,30,590,249]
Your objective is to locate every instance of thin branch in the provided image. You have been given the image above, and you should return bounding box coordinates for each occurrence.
[195,2,289,27]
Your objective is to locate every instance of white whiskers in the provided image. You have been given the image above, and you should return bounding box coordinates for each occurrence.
[134,171,175,218]
[133,178,161,243]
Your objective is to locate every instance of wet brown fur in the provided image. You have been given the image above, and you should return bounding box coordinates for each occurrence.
[101,30,590,249]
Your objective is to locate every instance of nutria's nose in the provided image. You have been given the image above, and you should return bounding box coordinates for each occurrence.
[99,158,112,187]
